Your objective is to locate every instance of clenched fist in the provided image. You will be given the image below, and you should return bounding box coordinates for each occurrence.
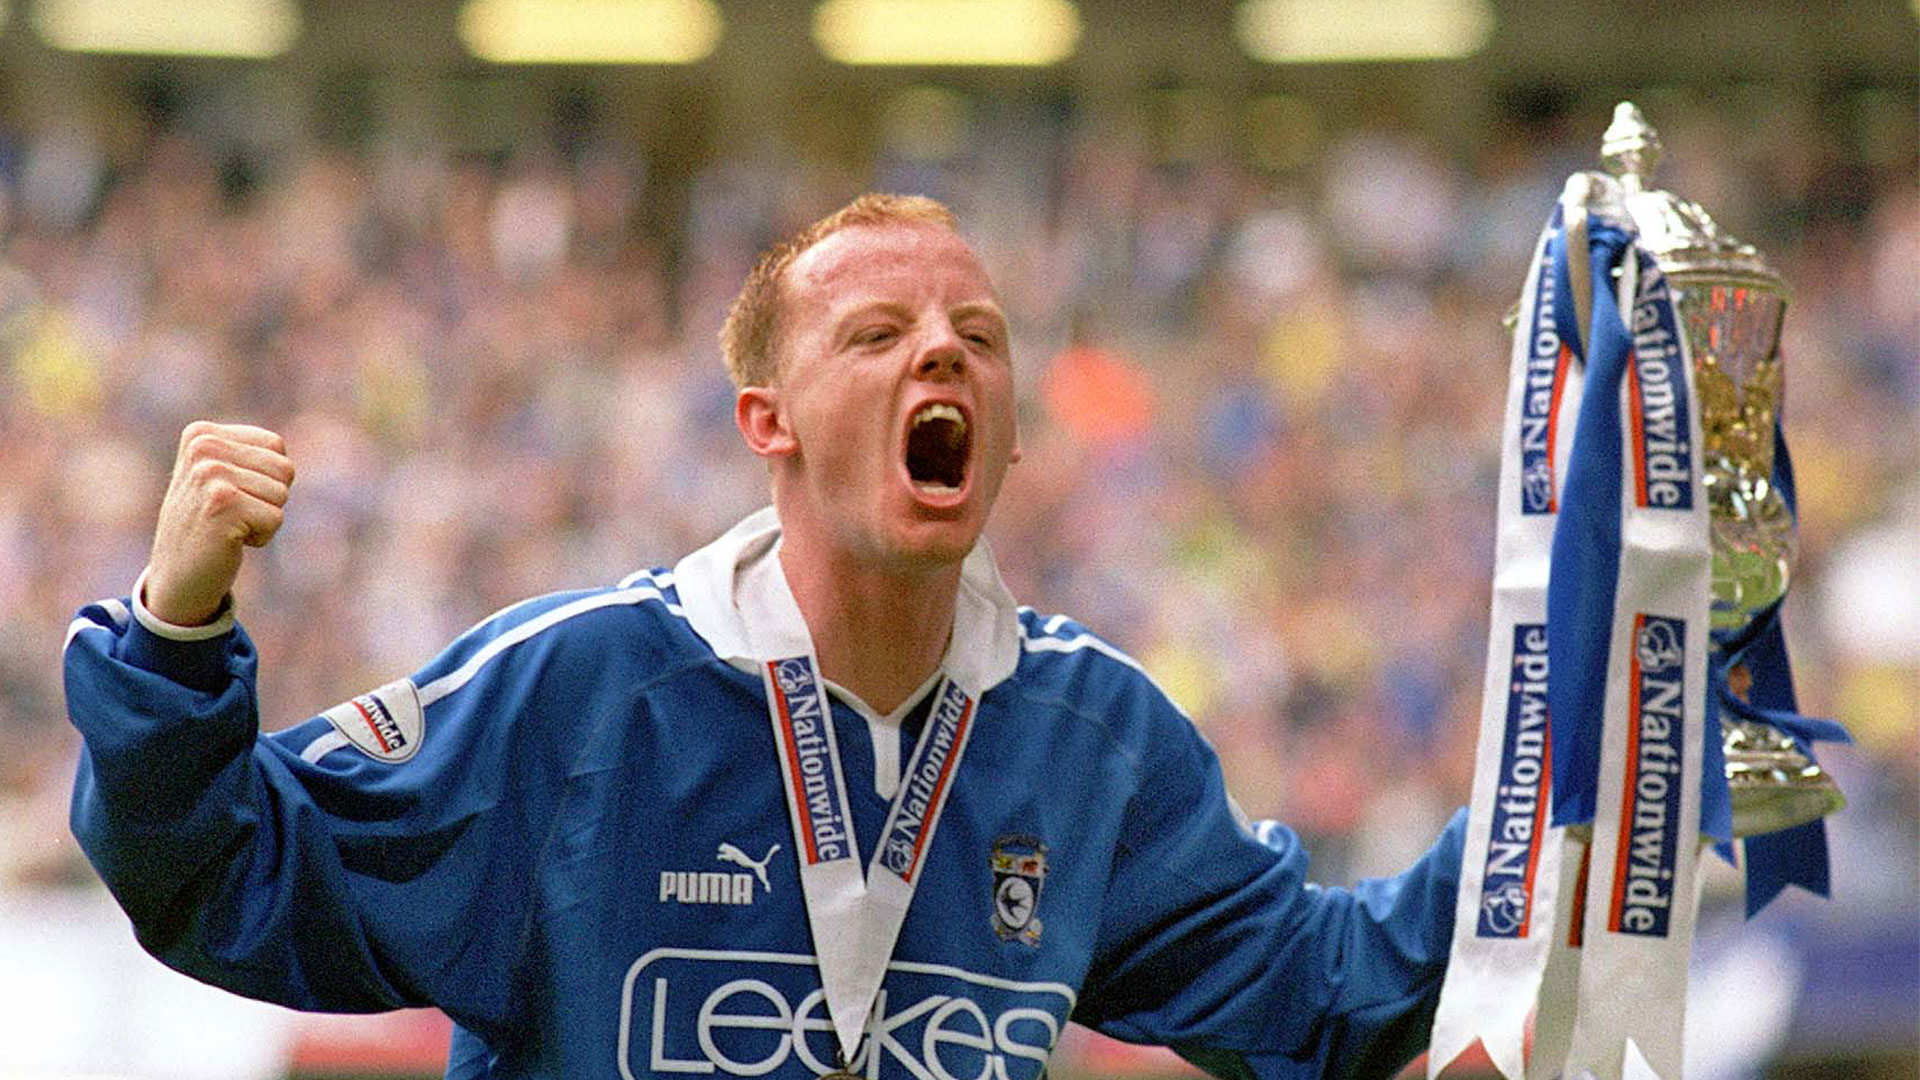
[143,421,296,627]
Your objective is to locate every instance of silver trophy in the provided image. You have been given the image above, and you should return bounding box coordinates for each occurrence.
[1594,102,1844,837]
[1510,104,1847,837]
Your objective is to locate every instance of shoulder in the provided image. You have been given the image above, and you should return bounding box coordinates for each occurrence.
[1009,608,1243,826]
[1013,607,1171,697]
[412,567,704,709]
[1010,607,1192,745]
[289,569,707,773]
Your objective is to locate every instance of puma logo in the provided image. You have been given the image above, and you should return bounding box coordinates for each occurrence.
[658,842,782,908]
[716,842,781,893]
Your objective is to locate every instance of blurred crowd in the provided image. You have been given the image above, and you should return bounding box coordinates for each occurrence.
[0,79,1913,920]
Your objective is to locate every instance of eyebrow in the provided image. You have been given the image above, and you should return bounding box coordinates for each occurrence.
[949,301,1009,329]
[831,299,1009,334]
[835,299,911,325]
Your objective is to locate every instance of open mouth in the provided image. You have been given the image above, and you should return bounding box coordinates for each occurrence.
[905,402,970,495]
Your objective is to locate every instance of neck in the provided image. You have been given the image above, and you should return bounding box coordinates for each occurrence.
[779,540,960,717]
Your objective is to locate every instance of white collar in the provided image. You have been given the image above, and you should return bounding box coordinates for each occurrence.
[671,506,1022,699]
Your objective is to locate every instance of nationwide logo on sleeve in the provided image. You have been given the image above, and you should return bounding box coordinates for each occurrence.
[1608,614,1688,937]
[768,657,851,865]
[320,679,423,763]
[990,835,1048,945]
[1476,623,1552,938]
[1626,254,1695,511]
[1519,226,1573,516]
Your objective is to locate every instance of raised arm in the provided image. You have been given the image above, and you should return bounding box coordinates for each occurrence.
[63,421,548,1040]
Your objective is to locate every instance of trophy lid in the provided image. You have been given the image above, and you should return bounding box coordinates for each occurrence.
[1600,102,1786,292]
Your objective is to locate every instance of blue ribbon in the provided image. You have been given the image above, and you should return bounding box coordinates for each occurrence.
[1532,203,1849,916]
[1719,428,1852,916]
[1546,218,1634,829]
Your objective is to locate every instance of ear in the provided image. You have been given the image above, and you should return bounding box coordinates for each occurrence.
[736,386,797,460]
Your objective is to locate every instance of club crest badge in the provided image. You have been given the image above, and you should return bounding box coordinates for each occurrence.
[990,835,1047,946]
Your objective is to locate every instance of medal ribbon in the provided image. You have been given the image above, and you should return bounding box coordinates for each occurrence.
[758,619,978,1066]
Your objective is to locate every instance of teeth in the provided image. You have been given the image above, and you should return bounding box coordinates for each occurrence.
[913,403,966,433]
[907,402,968,495]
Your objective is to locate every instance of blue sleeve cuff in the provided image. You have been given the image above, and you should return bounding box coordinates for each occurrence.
[119,619,237,694]
[119,568,239,694]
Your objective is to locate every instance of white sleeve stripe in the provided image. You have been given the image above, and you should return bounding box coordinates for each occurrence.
[1021,630,1194,720]
[63,599,133,651]
[619,568,675,590]
[100,598,131,628]
[64,617,107,651]
[131,566,236,641]
[1020,631,1144,674]
[417,586,680,707]
[300,730,352,763]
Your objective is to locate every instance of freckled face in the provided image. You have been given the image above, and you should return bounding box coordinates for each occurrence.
[759,222,1018,570]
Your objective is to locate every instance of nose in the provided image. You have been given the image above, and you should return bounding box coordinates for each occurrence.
[915,326,966,381]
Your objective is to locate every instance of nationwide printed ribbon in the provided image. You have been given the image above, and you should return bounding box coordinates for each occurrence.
[753,568,979,1067]
[1439,165,1850,1080]
[1547,203,1713,1080]
[1546,229,1847,922]
[1429,193,1586,1080]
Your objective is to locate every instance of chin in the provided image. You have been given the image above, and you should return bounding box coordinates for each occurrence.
[882,510,984,570]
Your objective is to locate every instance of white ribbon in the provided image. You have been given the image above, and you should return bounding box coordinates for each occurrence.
[1526,833,1589,1080]
[1429,183,1588,1080]
[1436,171,1714,1080]
[1558,249,1712,1080]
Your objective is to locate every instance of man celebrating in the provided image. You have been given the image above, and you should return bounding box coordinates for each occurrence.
[65,194,1465,1079]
